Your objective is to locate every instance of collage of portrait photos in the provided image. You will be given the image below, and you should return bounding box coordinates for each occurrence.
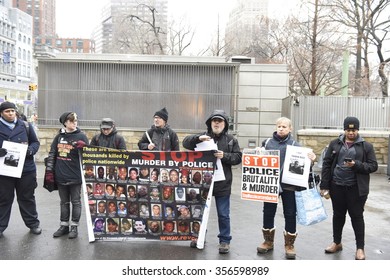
[85,152,215,241]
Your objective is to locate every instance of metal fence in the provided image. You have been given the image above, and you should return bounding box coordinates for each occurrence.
[38,58,238,131]
[283,95,390,132]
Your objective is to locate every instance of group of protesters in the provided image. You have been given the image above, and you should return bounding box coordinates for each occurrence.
[0,100,377,260]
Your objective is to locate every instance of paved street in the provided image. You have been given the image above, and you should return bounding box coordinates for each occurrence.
[0,163,389,261]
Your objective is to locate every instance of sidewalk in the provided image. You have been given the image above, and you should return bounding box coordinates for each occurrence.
[0,164,389,260]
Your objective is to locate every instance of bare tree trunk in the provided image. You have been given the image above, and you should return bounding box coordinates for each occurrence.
[310,0,319,95]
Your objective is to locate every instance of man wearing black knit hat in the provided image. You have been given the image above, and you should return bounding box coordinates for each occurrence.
[138,107,179,151]
[0,101,41,238]
[320,116,378,260]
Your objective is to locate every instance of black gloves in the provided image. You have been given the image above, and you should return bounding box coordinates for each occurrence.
[0,148,7,157]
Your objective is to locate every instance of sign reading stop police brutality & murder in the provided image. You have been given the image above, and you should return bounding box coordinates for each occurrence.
[241,149,280,203]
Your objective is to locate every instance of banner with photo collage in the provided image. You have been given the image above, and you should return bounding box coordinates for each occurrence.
[82,146,216,241]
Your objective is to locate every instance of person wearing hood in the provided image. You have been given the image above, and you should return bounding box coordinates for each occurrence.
[90,118,126,150]
[0,101,41,238]
[320,116,377,260]
[138,107,179,151]
[44,112,89,239]
[183,109,242,254]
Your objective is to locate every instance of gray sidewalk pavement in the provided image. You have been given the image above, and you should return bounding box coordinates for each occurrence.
[0,163,389,260]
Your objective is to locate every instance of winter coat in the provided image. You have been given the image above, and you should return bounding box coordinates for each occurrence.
[182,110,242,196]
[90,128,126,149]
[138,124,179,151]
[262,131,300,191]
[46,127,89,185]
[0,119,39,174]
[320,134,378,196]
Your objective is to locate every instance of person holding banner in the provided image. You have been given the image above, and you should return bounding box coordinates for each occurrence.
[256,117,316,259]
[183,109,242,254]
[45,112,89,239]
[90,118,126,150]
[320,117,378,260]
[0,101,41,238]
[137,107,180,151]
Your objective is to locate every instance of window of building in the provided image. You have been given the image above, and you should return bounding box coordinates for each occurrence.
[66,40,72,46]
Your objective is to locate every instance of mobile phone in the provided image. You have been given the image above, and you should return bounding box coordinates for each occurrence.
[344,157,352,162]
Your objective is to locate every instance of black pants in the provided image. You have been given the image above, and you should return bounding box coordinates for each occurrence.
[330,182,367,249]
[0,172,40,232]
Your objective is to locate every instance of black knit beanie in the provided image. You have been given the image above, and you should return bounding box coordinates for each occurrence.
[0,101,16,112]
[154,107,168,122]
[343,116,360,130]
[59,112,73,126]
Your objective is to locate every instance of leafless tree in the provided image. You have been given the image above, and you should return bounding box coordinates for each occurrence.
[323,0,390,96]
[167,17,195,55]
[116,3,167,54]
[364,0,390,97]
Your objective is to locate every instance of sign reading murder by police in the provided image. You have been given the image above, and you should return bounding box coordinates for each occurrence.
[81,146,216,241]
[241,149,280,203]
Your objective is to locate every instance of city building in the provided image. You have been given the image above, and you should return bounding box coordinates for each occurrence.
[12,0,56,46]
[224,0,269,56]
[43,37,95,53]
[0,0,35,116]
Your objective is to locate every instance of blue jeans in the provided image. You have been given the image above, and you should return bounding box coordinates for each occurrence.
[58,184,82,226]
[263,189,297,233]
[215,195,232,244]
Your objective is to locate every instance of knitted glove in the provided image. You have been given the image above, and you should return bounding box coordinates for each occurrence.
[44,170,55,184]
[72,140,86,149]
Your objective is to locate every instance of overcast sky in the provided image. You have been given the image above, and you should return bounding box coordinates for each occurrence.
[56,0,297,53]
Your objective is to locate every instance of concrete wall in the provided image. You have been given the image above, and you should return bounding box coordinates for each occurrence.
[35,127,388,174]
[236,64,289,149]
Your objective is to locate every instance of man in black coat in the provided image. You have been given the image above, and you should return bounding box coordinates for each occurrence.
[183,109,241,254]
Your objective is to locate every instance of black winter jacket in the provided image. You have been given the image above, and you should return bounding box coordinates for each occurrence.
[320,134,378,196]
[182,110,242,196]
[46,127,89,185]
[90,128,126,150]
[138,124,179,151]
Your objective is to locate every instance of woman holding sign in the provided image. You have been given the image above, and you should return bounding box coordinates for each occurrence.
[256,117,316,259]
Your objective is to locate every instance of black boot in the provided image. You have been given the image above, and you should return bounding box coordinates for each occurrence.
[68,226,78,239]
[53,226,69,237]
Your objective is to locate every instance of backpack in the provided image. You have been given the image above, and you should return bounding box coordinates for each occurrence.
[23,121,30,138]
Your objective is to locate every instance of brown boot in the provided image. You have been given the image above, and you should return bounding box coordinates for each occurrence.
[257,228,275,254]
[284,231,297,259]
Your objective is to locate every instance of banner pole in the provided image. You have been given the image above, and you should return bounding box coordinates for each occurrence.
[196,178,214,249]
[79,149,95,242]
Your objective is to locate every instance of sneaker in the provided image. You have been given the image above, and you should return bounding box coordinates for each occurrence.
[68,226,78,239]
[190,240,197,248]
[53,226,69,237]
[30,227,42,235]
[219,242,230,254]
